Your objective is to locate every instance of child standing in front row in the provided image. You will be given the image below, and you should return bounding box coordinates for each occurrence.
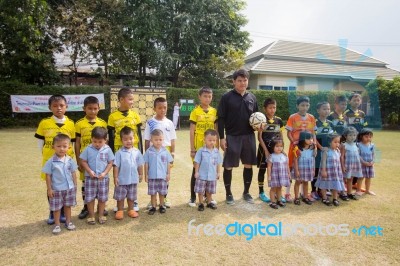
[194,129,222,211]
[75,96,108,219]
[340,126,363,200]
[144,97,177,208]
[113,127,145,220]
[188,87,218,207]
[257,98,284,203]
[42,134,78,234]
[316,133,345,207]
[35,94,76,224]
[293,131,315,205]
[267,139,291,209]
[144,129,174,215]
[80,127,115,225]
[357,128,376,196]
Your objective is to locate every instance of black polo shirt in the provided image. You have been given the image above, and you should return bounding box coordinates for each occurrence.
[217,89,258,138]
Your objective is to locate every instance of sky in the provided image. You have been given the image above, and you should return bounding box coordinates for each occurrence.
[241,0,400,71]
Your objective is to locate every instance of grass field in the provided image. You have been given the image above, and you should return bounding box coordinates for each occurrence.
[0,128,399,265]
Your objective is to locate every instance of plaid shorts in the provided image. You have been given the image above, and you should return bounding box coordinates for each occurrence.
[194,179,217,194]
[84,176,109,203]
[49,187,76,211]
[148,179,168,196]
[114,184,138,201]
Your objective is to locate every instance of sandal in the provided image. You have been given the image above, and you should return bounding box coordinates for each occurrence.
[322,198,332,206]
[98,216,107,224]
[302,198,312,205]
[148,207,156,215]
[269,202,278,209]
[339,193,349,201]
[115,210,124,220]
[294,198,301,205]
[127,210,139,218]
[332,199,340,207]
[87,217,96,225]
[277,201,286,208]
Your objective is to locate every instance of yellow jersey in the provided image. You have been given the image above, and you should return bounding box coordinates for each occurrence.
[189,105,218,150]
[35,116,76,179]
[108,109,142,151]
[75,117,107,152]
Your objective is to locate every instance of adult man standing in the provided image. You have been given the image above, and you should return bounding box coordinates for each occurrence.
[217,69,258,205]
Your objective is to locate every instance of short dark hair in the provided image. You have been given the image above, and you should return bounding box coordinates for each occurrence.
[120,126,133,139]
[154,97,167,107]
[296,96,310,105]
[118,88,133,100]
[349,92,362,101]
[357,128,373,142]
[150,129,163,137]
[199,86,213,95]
[91,126,108,140]
[52,133,70,145]
[48,95,67,106]
[335,95,347,104]
[204,129,218,137]
[83,96,99,107]
[316,101,329,110]
[298,131,313,150]
[263,98,276,107]
[232,69,249,80]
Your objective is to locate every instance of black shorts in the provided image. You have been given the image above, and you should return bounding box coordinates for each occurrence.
[223,134,257,168]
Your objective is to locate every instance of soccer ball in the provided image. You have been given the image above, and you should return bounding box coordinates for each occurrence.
[249,112,266,130]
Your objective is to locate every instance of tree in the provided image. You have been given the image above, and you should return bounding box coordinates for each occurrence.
[0,0,60,85]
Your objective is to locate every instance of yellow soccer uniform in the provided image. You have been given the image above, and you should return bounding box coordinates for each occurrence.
[108,109,142,151]
[75,116,107,180]
[35,116,76,179]
[189,105,218,150]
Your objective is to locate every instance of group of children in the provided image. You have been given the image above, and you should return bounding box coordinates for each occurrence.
[36,87,376,235]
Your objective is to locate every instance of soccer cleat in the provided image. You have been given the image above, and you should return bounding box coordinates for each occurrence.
[259,192,271,203]
[226,194,235,205]
[243,193,254,204]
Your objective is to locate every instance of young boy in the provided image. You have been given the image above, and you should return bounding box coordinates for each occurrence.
[328,95,348,135]
[285,96,317,202]
[108,88,143,211]
[144,129,174,215]
[344,92,368,188]
[75,96,108,219]
[194,129,222,211]
[188,86,218,207]
[312,101,334,200]
[80,127,114,225]
[257,98,284,203]
[42,134,78,234]
[143,97,176,208]
[113,127,144,220]
[35,94,76,225]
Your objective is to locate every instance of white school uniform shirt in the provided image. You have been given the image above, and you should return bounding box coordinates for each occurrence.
[143,117,177,147]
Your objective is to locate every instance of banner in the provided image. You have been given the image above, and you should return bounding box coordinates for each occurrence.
[10,94,105,113]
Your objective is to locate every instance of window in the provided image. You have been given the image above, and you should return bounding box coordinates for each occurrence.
[274,86,281,91]
[289,86,297,91]
[281,86,288,91]
[259,85,273,90]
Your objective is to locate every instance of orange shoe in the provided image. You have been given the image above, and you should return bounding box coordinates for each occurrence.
[128,210,139,218]
[115,210,124,220]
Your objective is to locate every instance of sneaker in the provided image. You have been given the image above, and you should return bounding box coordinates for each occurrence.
[78,209,88,219]
[65,222,76,231]
[188,198,196,207]
[206,202,217,210]
[284,194,293,203]
[243,193,254,204]
[259,192,271,203]
[60,213,66,223]
[52,225,61,234]
[47,212,55,225]
[133,201,139,212]
[226,194,235,205]
[347,194,358,200]
[205,198,218,205]
[198,203,205,211]
[148,207,156,215]
[159,205,166,214]
[164,198,171,208]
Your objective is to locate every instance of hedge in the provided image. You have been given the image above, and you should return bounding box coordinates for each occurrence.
[0,82,382,128]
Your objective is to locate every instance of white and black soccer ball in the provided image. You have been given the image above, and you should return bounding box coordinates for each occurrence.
[249,112,266,130]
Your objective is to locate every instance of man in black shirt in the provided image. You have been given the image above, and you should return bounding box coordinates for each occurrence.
[217,69,258,205]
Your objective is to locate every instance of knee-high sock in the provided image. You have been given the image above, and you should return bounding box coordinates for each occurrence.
[190,167,196,200]
[243,168,253,194]
[258,168,266,194]
[223,169,232,196]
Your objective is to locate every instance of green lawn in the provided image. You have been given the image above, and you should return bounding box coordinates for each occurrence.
[0,129,399,265]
